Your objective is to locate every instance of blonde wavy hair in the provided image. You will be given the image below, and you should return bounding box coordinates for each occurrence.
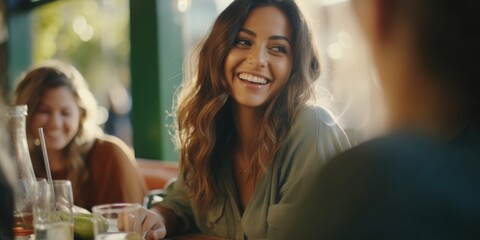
[176,0,320,211]
[13,60,100,199]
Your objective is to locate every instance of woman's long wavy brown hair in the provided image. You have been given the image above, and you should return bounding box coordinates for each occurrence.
[13,60,100,200]
[175,0,320,211]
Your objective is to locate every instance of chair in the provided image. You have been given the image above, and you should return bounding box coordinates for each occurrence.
[137,159,178,208]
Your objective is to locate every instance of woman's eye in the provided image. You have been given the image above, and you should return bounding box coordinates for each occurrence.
[37,108,49,114]
[61,111,72,117]
[270,45,288,54]
[235,38,252,47]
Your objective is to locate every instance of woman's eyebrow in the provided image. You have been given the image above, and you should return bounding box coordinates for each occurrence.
[239,28,291,44]
[269,35,291,44]
[239,28,256,37]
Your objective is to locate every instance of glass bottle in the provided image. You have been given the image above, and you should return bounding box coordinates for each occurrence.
[8,105,37,238]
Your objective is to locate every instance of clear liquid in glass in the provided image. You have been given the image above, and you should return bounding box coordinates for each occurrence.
[34,221,73,240]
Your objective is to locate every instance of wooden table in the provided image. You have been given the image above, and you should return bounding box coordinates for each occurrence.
[20,233,224,240]
[171,234,226,240]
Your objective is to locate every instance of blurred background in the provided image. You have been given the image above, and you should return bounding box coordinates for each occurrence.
[1,0,380,162]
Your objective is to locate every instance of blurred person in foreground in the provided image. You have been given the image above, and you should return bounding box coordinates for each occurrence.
[0,99,15,239]
[276,0,480,239]
[129,0,350,239]
[13,60,147,211]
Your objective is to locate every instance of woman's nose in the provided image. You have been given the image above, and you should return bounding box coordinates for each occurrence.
[47,113,62,128]
[247,46,267,68]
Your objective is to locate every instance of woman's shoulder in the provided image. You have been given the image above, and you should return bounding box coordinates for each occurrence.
[94,134,130,148]
[293,104,338,127]
[90,134,134,160]
[273,105,351,193]
[292,104,343,134]
[282,104,350,161]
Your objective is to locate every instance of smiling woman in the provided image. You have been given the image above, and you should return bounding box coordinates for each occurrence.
[127,0,350,239]
[12,60,148,211]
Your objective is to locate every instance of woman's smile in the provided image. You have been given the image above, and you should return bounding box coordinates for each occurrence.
[236,72,272,91]
[44,129,68,144]
[238,73,270,85]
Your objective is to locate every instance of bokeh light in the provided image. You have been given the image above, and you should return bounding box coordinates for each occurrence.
[327,43,344,60]
[177,0,189,12]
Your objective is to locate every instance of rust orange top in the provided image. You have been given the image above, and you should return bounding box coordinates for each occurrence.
[52,135,148,211]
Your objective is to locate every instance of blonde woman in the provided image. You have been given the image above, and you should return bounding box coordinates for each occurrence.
[13,61,147,210]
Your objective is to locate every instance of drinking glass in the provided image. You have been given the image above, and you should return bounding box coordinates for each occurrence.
[92,203,143,240]
[33,180,74,240]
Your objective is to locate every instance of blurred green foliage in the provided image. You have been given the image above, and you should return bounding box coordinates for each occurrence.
[32,0,130,105]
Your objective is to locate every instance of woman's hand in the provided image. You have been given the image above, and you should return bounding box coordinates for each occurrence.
[118,207,167,239]
[141,208,167,240]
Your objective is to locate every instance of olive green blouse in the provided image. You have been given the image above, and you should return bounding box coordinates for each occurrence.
[158,105,351,239]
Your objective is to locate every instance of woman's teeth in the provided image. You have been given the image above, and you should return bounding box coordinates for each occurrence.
[239,73,268,85]
[46,132,62,138]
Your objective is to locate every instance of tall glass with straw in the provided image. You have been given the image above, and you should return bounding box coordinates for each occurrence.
[8,105,37,238]
[34,126,74,240]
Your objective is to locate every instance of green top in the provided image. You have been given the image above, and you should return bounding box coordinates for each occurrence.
[158,105,351,239]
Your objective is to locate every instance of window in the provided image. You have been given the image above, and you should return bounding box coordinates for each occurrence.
[33,0,132,145]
